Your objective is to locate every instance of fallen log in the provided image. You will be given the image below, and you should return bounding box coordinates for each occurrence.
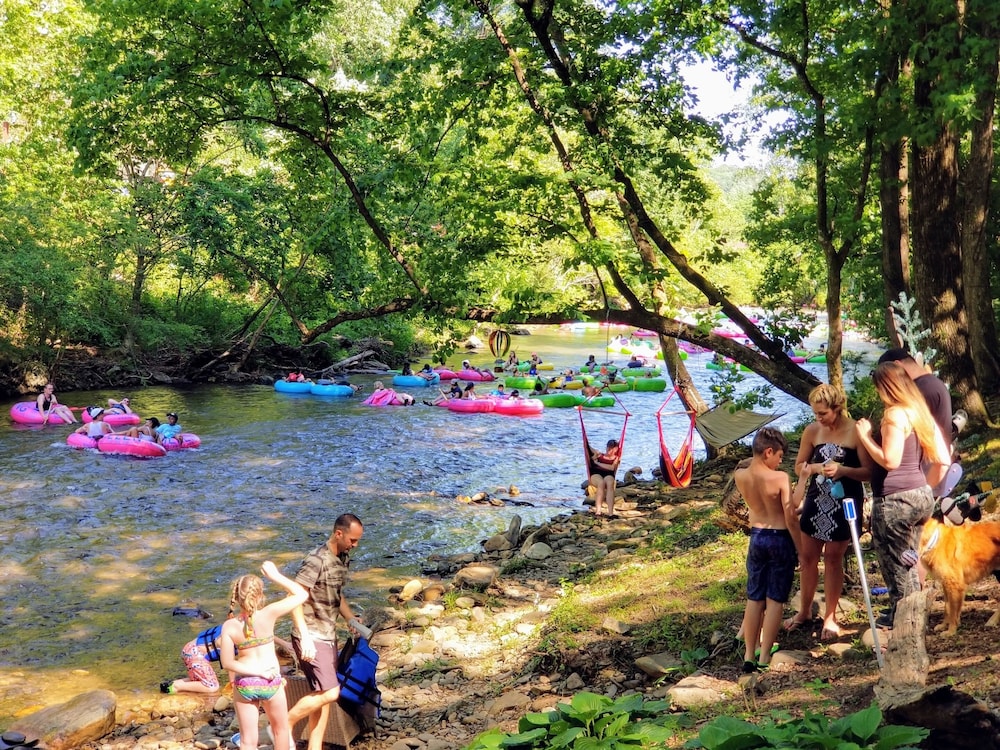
[320,349,378,375]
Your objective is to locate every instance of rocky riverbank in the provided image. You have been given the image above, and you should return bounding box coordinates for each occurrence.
[12,463,744,750]
[21,454,974,750]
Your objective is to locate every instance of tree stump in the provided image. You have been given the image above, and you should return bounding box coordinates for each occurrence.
[876,590,1000,748]
[718,458,751,533]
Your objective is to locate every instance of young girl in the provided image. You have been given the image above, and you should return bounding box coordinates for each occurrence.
[220,562,308,750]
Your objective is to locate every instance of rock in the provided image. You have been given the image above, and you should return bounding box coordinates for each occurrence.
[564,673,585,691]
[666,674,737,708]
[602,617,631,635]
[635,651,682,678]
[213,695,231,712]
[487,691,531,715]
[508,485,520,497]
[770,650,810,669]
[400,579,424,602]
[523,542,553,560]
[11,689,116,750]
[454,596,477,609]
[466,335,484,349]
[506,515,523,546]
[483,533,513,552]
[453,564,498,590]
[419,583,446,602]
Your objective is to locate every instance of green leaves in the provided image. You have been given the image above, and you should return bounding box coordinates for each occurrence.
[684,704,928,750]
[467,691,679,750]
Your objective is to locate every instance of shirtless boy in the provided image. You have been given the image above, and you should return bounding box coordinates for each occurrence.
[734,426,801,672]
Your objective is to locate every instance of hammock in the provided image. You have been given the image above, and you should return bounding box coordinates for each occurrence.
[694,400,782,450]
[655,389,696,488]
[577,393,631,480]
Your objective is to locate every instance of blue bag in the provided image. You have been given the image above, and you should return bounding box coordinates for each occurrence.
[337,636,381,716]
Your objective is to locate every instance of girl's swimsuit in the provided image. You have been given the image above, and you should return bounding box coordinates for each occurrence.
[234,674,282,701]
[233,616,279,701]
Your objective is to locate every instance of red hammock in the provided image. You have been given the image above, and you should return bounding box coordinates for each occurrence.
[577,394,631,481]
[655,388,696,488]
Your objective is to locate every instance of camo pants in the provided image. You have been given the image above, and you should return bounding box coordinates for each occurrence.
[871,486,933,619]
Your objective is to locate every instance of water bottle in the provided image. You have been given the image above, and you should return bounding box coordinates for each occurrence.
[349,618,373,640]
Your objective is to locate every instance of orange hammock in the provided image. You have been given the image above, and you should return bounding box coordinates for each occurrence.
[577,394,631,481]
[655,388,696,488]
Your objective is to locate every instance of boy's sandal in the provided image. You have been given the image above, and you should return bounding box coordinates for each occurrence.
[754,643,780,658]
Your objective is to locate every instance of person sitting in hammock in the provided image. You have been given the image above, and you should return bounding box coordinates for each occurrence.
[589,438,621,517]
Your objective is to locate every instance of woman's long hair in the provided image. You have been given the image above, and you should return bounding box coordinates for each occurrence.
[871,362,947,464]
[808,383,848,420]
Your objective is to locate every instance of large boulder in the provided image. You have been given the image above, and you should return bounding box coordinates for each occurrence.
[11,690,116,750]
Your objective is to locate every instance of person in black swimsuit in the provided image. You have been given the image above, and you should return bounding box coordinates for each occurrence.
[36,383,77,424]
[588,439,621,517]
[784,384,872,640]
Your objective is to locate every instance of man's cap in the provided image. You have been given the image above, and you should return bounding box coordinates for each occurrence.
[877,347,911,364]
[166,412,178,418]
[87,406,104,418]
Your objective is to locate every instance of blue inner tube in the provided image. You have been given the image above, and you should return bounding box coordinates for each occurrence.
[274,380,312,393]
[310,383,354,397]
[392,373,441,387]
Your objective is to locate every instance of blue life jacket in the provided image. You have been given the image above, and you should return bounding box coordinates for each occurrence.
[337,637,381,714]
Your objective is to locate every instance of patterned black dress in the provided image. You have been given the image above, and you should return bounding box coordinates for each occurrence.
[799,443,863,542]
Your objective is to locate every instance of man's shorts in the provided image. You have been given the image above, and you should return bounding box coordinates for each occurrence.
[745,528,797,603]
[292,635,340,693]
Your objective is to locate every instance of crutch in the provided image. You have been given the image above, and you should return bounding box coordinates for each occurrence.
[844,496,883,669]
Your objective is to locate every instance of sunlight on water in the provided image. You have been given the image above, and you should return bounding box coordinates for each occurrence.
[0,325,881,721]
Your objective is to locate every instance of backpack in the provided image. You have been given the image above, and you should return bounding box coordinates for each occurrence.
[337,636,381,728]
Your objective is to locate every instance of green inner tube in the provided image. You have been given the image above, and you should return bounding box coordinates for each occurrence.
[627,377,667,392]
[504,376,539,389]
[534,392,578,408]
[806,355,827,363]
[603,382,629,392]
[575,394,615,407]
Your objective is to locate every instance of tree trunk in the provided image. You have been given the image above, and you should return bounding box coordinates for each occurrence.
[879,138,910,342]
[959,27,1000,396]
[910,31,986,421]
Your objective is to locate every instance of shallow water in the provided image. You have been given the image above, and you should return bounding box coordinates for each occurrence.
[0,326,873,722]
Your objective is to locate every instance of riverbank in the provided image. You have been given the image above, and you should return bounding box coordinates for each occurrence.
[19,424,1000,749]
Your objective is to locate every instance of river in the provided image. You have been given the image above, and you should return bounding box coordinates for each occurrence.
[0,325,877,723]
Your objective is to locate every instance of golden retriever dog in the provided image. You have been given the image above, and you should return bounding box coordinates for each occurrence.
[919,517,1000,636]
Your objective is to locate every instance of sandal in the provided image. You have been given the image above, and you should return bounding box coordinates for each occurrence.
[754,643,779,658]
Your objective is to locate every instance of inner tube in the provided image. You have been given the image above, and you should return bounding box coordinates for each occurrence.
[456,369,495,382]
[96,434,167,458]
[627,377,668,392]
[503,376,538,390]
[67,432,99,449]
[10,402,73,425]
[515,361,554,371]
[82,410,141,426]
[363,389,405,406]
[274,380,312,393]
[533,393,578,408]
[392,373,440,387]
[445,399,495,414]
[161,433,201,451]
[490,397,544,416]
[575,395,616,407]
[310,383,355,397]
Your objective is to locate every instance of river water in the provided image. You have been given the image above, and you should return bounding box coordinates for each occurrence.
[0,326,873,722]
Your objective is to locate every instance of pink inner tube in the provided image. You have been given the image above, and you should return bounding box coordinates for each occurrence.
[456,369,495,382]
[82,411,141,426]
[434,369,460,380]
[10,402,72,425]
[161,433,201,451]
[490,397,544,416]
[66,432,98,449]
[362,389,404,406]
[97,435,167,458]
[446,398,495,414]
